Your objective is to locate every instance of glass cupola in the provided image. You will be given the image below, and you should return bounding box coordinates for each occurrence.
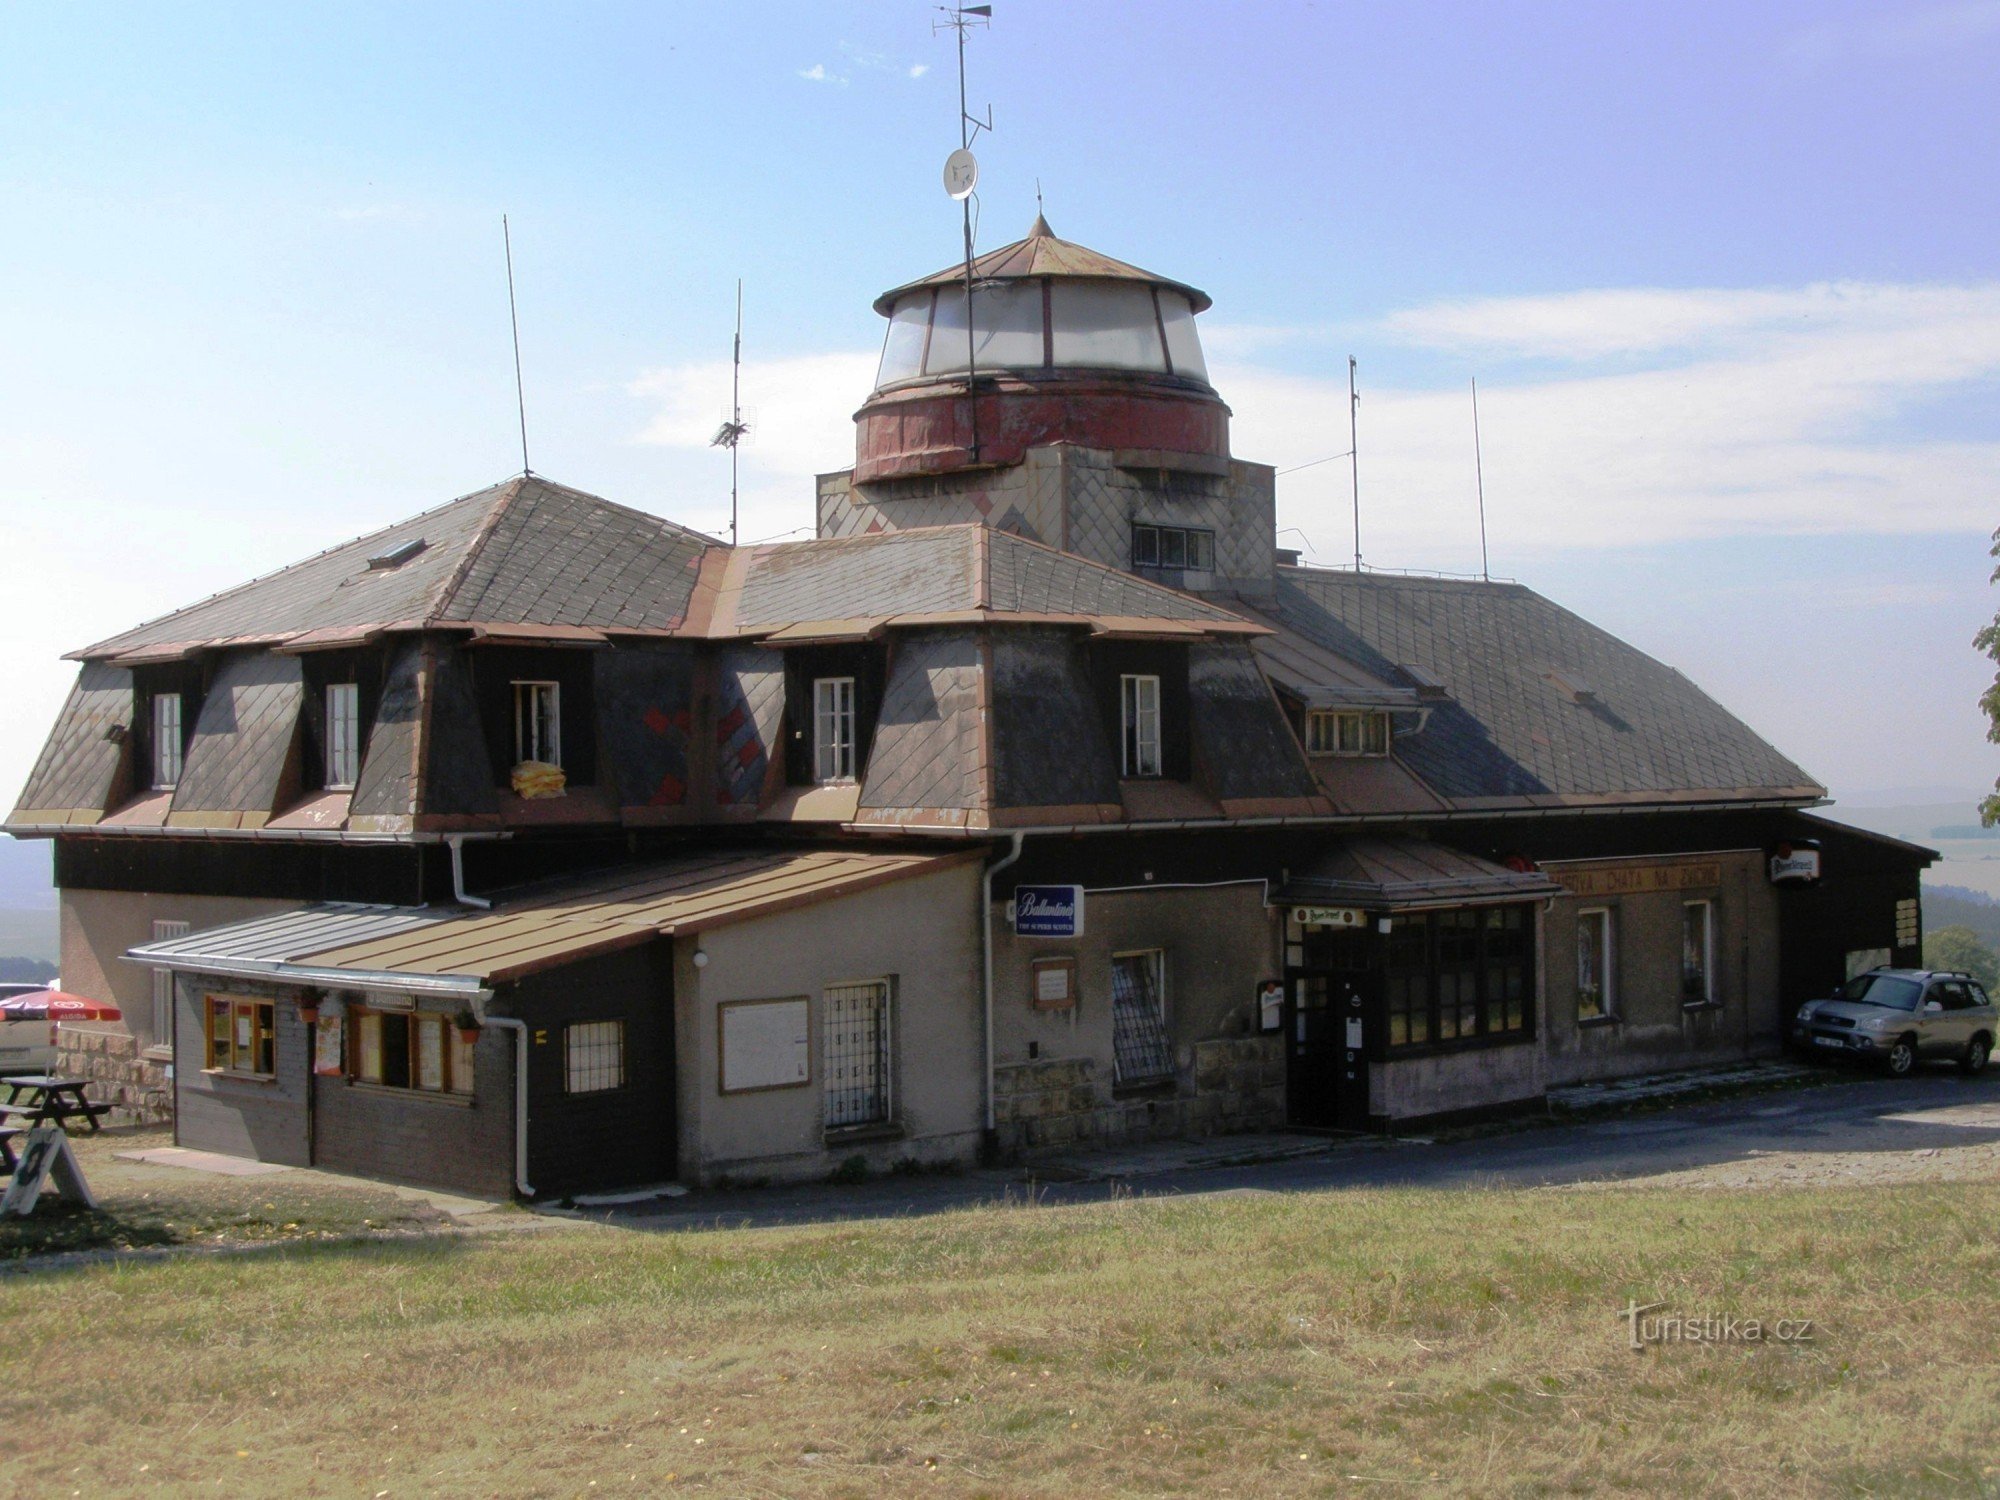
[869,214,1212,392]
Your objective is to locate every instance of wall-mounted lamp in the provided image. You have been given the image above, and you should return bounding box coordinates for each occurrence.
[692,950,710,969]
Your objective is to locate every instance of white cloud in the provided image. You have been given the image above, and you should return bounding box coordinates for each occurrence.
[626,279,2000,564]
[796,63,847,84]
[909,63,930,79]
[1784,0,2000,66]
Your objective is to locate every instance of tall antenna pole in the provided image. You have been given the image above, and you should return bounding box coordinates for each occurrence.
[709,282,750,544]
[502,214,531,477]
[1471,376,1490,582]
[731,281,743,546]
[1348,355,1362,572]
[938,4,992,464]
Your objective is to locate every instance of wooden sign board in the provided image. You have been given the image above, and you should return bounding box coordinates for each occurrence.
[1030,956,1077,1011]
[2,1126,95,1216]
[719,997,811,1093]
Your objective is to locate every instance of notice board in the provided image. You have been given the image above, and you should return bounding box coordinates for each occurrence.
[719,997,811,1093]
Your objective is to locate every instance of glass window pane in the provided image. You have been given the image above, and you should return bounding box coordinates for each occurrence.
[1050,282,1168,371]
[1160,529,1187,568]
[876,294,932,386]
[1132,525,1160,567]
[1188,530,1215,570]
[1159,294,1209,382]
[416,1017,445,1091]
[924,281,1046,374]
[449,1027,475,1095]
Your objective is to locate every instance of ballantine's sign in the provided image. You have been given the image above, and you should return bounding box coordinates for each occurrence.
[1013,884,1085,938]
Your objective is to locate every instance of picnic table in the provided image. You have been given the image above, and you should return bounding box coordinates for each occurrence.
[0,1076,112,1135]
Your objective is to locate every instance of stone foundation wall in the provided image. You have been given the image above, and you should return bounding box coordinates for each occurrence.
[992,1036,1284,1158]
[54,1027,172,1126]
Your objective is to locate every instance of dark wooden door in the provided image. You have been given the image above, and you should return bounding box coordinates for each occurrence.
[1286,974,1340,1127]
[1286,926,1377,1131]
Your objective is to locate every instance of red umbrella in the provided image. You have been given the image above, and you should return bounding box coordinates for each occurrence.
[0,989,122,1022]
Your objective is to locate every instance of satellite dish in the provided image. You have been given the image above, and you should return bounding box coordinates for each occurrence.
[943,148,979,201]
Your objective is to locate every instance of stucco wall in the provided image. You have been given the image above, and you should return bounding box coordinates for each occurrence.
[671,861,984,1185]
[62,887,300,1054]
[1540,850,1782,1086]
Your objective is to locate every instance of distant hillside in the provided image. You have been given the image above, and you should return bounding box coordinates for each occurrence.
[1926,885,2000,951]
[0,836,55,910]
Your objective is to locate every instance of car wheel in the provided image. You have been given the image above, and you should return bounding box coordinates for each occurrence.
[1884,1038,1917,1077]
[1962,1036,1991,1076]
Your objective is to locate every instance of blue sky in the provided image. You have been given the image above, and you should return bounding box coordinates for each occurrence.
[1,0,1996,811]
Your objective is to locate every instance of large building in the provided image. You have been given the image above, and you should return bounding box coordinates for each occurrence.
[8,218,1932,1198]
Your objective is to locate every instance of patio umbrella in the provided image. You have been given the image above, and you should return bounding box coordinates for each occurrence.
[0,990,122,1022]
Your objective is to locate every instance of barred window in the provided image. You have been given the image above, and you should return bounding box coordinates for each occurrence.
[824,980,891,1127]
[565,1020,625,1094]
[1111,951,1173,1084]
[151,920,189,1045]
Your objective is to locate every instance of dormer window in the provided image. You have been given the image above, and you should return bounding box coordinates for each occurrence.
[1131,524,1215,573]
[813,677,856,783]
[1121,674,1162,777]
[514,681,561,767]
[1307,709,1389,757]
[325,683,360,789]
[150,692,183,788]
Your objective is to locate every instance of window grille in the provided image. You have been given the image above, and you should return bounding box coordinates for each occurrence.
[325,682,361,788]
[1121,674,1161,778]
[823,980,890,1127]
[1306,709,1389,756]
[513,681,561,766]
[813,677,856,783]
[1111,952,1173,1084]
[565,1020,625,1094]
[152,693,183,788]
[150,920,189,1044]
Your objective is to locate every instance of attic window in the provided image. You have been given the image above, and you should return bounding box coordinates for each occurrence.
[366,537,427,571]
[1306,709,1389,757]
[1543,669,1597,704]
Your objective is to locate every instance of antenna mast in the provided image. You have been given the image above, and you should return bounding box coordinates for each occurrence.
[1348,356,1361,572]
[503,214,531,476]
[936,4,993,464]
[709,280,750,546]
[1471,376,1490,582]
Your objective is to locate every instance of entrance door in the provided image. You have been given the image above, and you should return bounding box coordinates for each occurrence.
[1285,926,1377,1131]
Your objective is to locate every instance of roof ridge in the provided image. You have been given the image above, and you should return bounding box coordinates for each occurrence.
[423,477,526,625]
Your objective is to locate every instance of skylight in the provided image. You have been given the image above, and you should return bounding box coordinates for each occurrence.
[366,537,427,571]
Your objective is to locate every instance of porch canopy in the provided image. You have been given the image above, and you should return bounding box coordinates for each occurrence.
[126,846,975,997]
[1276,837,1564,914]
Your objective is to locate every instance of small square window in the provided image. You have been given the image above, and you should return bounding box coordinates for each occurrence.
[565,1020,626,1094]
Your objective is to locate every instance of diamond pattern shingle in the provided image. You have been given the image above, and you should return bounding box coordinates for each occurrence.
[859,630,985,814]
[170,653,304,815]
[11,661,133,815]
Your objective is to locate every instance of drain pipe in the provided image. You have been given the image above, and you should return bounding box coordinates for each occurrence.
[982,832,1026,1151]
[482,1015,534,1197]
[446,835,492,910]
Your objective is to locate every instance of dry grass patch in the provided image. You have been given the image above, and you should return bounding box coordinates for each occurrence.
[3,1179,1998,1496]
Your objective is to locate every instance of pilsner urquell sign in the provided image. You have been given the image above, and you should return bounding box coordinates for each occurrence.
[1014,884,1085,938]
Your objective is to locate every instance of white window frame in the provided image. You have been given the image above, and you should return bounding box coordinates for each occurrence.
[1681,899,1716,1006]
[813,676,857,784]
[822,978,893,1129]
[1576,906,1615,1021]
[324,682,361,789]
[151,692,183,789]
[150,920,190,1046]
[1305,708,1389,757]
[564,1020,626,1094]
[1121,673,1162,778]
[513,680,561,767]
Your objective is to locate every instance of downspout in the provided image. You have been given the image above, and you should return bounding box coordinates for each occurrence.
[447,834,492,909]
[482,1015,534,1197]
[982,832,1026,1154]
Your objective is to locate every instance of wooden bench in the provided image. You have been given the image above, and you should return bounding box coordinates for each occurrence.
[0,1126,21,1174]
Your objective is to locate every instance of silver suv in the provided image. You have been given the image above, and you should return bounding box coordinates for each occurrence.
[1792,969,1995,1077]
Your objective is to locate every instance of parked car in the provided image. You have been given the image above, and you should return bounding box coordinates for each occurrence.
[1791,968,1995,1077]
[0,987,59,1075]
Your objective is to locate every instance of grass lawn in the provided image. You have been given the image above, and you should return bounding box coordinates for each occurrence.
[3,1176,1998,1497]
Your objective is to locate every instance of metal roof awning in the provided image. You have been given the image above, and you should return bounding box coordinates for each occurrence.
[125,847,978,991]
[1277,837,1565,913]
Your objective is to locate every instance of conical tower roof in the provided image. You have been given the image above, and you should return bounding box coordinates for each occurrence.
[872,214,1212,315]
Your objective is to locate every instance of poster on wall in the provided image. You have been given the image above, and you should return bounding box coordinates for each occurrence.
[314,1014,345,1076]
[1257,981,1284,1033]
[719,997,811,1092]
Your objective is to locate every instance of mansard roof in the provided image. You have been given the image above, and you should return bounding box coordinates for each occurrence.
[74,476,715,663]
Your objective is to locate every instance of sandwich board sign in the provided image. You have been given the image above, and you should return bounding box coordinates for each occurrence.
[2,1126,95,1216]
[1013,885,1085,938]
